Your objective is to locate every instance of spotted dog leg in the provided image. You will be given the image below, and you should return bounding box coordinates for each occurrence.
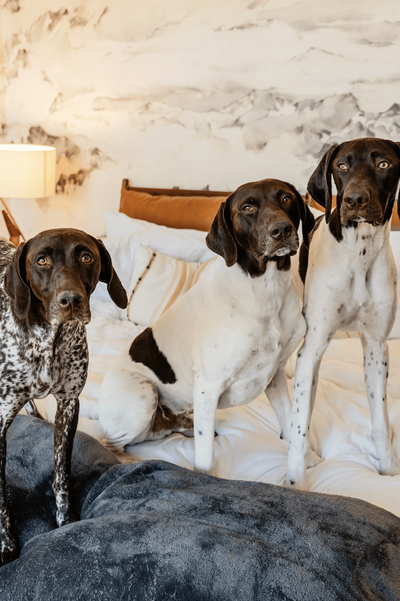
[266,364,322,470]
[284,323,333,490]
[193,373,222,476]
[265,364,293,442]
[361,334,400,476]
[52,394,80,528]
[0,397,28,566]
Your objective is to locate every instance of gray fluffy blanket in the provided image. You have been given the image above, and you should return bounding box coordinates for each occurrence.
[0,415,399,600]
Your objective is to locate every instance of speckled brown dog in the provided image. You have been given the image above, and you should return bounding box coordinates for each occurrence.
[0,229,127,566]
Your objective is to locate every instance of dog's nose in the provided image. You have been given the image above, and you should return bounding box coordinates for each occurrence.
[343,191,370,208]
[57,290,84,309]
[268,221,293,240]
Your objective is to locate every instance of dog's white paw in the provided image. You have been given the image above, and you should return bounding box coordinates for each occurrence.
[282,474,308,491]
[379,454,400,477]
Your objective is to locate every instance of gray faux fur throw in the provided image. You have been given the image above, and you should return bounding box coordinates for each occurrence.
[0,415,399,600]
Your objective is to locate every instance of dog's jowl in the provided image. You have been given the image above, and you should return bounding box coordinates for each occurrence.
[0,229,127,566]
[286,137,400,490]
[99,178,315,476]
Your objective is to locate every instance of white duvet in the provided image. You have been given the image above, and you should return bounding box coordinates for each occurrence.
[34,212,400,519]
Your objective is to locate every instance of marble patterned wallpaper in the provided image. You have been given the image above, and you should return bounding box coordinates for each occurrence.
[0,0,399,238]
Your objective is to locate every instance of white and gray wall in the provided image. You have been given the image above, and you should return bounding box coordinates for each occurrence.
[0,0,399,238]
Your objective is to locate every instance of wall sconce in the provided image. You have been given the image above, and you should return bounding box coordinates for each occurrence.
[0,144,57,246]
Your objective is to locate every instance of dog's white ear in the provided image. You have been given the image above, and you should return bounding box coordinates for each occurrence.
[206,197,238,267]
[4,242,31,319]
[307,143,342,222]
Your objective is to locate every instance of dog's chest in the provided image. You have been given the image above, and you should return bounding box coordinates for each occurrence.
[0,316,87,399]
[216,265,297,407]
[337,227,390,322]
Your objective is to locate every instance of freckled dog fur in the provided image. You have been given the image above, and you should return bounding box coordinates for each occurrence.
[287,137,400,490]
[0,230,127,566]
[99,178,316,475]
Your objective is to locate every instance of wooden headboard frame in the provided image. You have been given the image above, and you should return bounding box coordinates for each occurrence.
[120,180,400,231]
[121,179,228,198]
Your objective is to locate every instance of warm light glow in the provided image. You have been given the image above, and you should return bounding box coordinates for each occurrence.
[0,144,56,198]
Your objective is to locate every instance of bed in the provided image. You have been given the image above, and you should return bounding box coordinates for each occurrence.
[2,180,400,599]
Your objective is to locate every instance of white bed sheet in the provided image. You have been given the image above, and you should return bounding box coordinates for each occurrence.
[35,296,400,518]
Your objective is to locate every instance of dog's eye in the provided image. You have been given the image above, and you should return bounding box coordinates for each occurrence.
[81,254,92,264]
[378,160,389,169]
[281,196,292,204]
[338,163,348,171]
[242,205,255,212]
[37,257,47,266]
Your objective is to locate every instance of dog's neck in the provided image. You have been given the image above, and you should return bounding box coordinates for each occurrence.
[328,197,395,243]
[327,208,391,251]
[235,247,291,277]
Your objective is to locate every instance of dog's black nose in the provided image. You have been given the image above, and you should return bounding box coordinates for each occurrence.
[57,290,84,309]
[343,191,370,207]
[269,221,293,240]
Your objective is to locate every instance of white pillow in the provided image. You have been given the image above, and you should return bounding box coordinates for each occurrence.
[125,245,214,326]
[91,214,216,305]
[103,210,214,262]
[105,210,210,241]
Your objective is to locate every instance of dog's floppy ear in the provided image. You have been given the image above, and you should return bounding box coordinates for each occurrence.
[206,196,238,267]
[95,239,128,309]
[287,183,315,249]
[4,242,31,319]
[307,143,342,223]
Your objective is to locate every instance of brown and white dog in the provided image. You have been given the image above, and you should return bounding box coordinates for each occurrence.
[99,178,315,474]
[0,229,127,566]
[286,137,400,490]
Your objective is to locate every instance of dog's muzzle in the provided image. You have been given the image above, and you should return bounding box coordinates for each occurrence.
[54,290,91,325]
[264,220,298,258]
[341,189,384,227]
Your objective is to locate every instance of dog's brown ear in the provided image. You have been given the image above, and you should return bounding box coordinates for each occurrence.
[95,239,128,309]
[307,143,342,222]
[4,242,31,319]
[206,197,238,267]
[287,183,315,249]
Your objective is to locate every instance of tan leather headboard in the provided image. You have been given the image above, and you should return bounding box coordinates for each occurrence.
[119,180,400,231]
[119,180,228,231]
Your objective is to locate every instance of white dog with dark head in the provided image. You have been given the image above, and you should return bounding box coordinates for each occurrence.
[286,137,400,490]
[99,178,315,474]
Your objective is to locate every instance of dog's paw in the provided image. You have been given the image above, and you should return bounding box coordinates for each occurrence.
[379,454,400,477]
[282,479,306,491]
[0,533,19,567]
[56,508,79,528]
[307,449,323,468]
[193,464,215,477]
[282,470,308,491]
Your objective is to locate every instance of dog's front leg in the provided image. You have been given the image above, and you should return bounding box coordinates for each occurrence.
[285,326,332,489]
[361,334,400,476]
[0,398,28,565]
[265,364,292,442]
[53,394,80,527]
[193,374,221,475]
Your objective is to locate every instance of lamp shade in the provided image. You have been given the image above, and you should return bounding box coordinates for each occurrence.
[0,144,56,198]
